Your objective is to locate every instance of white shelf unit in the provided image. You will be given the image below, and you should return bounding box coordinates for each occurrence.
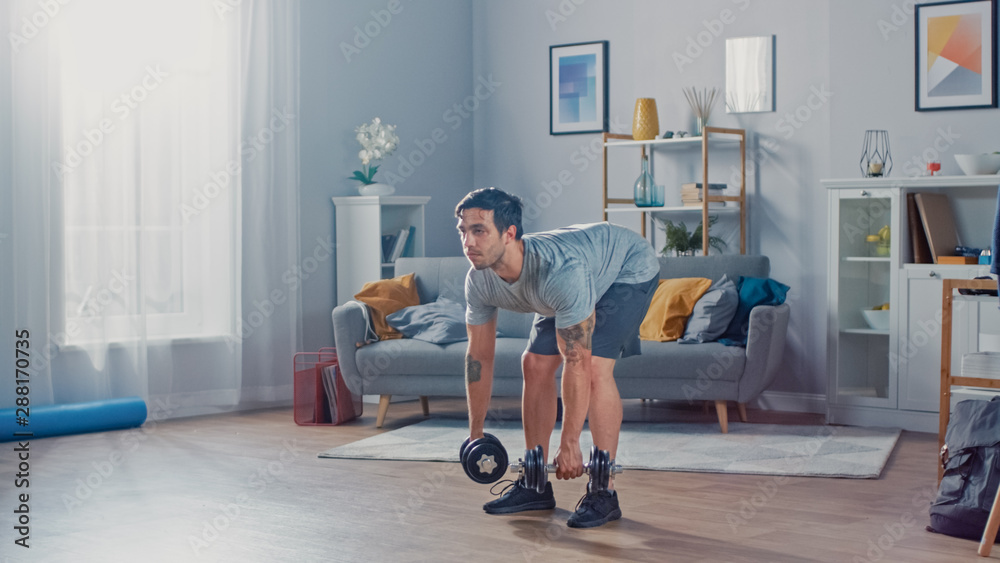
[602,127,747,255]
[331,195,430,306]
[823,175,998,431]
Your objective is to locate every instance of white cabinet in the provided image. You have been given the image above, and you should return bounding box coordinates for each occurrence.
[826,188,899,411]
[823,176,997,431]
[897,265,980,412]
[331,195,430,306]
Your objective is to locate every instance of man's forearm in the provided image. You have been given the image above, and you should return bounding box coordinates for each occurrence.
[466,353,494,437]
[559,360,591,446]
[557,315,594,447]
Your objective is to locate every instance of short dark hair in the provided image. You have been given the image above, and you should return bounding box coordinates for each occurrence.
[455,187,524,240]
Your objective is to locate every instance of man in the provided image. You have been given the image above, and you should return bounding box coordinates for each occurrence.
[456,187,659,528]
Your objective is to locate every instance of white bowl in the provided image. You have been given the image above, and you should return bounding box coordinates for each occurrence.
[861,309,890,331]
[954,153,1000,175]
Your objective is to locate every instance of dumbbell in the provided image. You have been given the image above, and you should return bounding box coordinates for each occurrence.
[459,433,509,485]
[511,444,623,494]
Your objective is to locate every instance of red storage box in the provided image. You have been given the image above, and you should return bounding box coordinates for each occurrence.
[293,347,362,426]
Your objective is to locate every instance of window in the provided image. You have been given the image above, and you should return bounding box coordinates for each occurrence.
[54,0,238,343]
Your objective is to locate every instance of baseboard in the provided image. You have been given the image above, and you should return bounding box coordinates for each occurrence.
[755,391,827,414]
[826,404,938,434]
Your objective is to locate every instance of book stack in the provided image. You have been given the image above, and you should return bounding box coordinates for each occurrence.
[681,183,727,207]
[381,226,416,264]
[962,352,1000,379]
[320,364,363,424]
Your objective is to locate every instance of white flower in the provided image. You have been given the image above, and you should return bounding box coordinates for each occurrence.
[351,117,400,184]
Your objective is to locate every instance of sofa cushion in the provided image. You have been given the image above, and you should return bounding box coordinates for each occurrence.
[719,276,790,346]
[658,255,769,282]
[679,274,739,344]
[616,340,746,382]
[639,277,712,342]
[386,296,467,344]
[354,272,420,340]
[393,256,535,339]
[354,337,529,380]
[395,256,469,305]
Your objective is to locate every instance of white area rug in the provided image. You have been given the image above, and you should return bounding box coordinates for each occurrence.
[319,418,902,479]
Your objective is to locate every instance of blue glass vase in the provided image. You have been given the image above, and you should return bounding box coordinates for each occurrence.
[634,155,654,207]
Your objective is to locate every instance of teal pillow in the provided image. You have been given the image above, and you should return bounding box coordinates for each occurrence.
[679,274,739,344]
[386,297,468,344]
[718,276,789,347]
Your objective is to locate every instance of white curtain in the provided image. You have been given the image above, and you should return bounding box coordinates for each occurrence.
[9,0,300,418]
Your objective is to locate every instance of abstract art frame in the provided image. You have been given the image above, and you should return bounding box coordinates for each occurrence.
[915,0,997,111]
[550,41,609,135]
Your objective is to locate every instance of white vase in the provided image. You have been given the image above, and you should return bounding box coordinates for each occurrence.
[358,183,395,196]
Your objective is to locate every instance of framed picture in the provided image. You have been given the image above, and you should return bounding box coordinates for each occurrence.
[915,0,997,111]
[550,41,608,135]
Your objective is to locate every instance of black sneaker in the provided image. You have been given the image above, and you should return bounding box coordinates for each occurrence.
[567,490,622,528]
[483,479,556,514]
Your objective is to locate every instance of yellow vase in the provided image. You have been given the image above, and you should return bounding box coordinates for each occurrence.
[632,98,659,141]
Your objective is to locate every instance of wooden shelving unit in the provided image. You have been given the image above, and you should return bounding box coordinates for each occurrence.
[602,126,747,255]
[939,278,1000,478]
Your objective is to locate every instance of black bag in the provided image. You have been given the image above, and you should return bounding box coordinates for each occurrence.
[929,397,1000,541]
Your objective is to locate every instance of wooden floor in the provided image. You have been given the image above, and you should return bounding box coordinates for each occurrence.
[4,397,992,562]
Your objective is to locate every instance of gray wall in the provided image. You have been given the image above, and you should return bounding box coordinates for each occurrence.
[300,0,475,351]
[464,0,1000,405]
[470,0,832,401]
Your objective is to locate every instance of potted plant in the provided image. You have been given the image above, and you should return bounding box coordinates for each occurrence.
[657,216,726,256]
[350,117,399,195]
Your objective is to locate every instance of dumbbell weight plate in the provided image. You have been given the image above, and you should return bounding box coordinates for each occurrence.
[521,445,547,494]
[459,432,497,468]
[461,433,508,484]
[587,445,611,493]
[459,437,471,462]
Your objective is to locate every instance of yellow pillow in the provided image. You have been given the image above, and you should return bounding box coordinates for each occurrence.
[639,277,713,342]
[354,272,420,340]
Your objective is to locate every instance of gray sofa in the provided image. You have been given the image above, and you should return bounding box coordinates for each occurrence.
[332,255,790,433]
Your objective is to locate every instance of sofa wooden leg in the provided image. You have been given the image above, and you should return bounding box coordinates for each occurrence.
[737,402,748,423]
[376,395,391,428]
[419,396,430,417]
[715,400,729,434]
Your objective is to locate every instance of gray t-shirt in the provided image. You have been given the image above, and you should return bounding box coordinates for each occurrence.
[465,222,659,329]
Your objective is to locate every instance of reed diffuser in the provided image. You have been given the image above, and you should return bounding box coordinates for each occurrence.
[683,87,718,136]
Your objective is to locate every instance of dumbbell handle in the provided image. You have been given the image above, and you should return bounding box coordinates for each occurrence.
[510,461,623,475]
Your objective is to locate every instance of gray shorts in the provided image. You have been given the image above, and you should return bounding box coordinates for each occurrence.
[526,276,659,360]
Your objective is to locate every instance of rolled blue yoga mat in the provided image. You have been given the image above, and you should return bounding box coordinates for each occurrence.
[0,397,147,442]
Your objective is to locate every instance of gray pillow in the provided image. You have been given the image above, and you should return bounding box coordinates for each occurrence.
[678,274,739,344]
[386,296,468,344]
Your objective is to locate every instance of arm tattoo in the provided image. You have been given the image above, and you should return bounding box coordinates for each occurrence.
[466,356,482,384]
[557,316,594,365]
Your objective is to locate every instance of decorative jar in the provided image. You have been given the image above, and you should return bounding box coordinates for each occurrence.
[632,98,659,141]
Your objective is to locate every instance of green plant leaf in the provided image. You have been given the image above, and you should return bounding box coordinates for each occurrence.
[657,215,726,255]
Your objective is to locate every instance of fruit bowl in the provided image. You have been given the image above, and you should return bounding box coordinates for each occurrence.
[861,309,890,331]
[954,153,1000,176]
